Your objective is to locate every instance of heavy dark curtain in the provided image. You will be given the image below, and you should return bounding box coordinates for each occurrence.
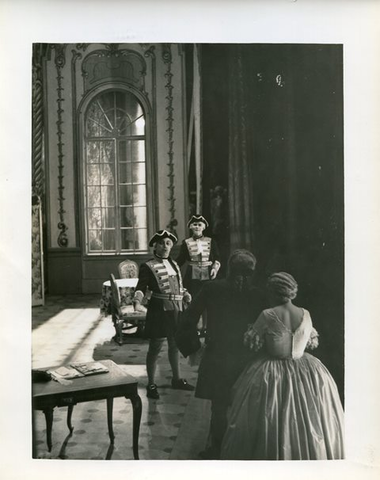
[228,48,255,251]
[202,44,344,401]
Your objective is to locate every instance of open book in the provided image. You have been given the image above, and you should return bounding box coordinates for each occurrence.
[48,365,84,382]
[48,362,109,383]
[70,362,109,376]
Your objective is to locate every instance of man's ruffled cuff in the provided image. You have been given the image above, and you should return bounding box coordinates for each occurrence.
[212,260,221,273]
[133,290,144,304]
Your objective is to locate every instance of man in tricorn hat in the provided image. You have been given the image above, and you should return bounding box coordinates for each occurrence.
[176,215,221,301]
[133,229,194,399]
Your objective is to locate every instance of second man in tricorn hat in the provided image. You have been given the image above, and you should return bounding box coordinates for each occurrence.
[176,214,221,299]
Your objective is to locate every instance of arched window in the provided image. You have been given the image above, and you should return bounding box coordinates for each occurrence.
[83,89,148,254]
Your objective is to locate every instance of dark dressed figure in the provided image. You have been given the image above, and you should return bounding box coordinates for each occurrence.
[133,230,194,400]
[181,249,265,459]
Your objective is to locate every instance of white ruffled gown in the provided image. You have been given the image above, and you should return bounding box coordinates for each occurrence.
[220,308,344,460]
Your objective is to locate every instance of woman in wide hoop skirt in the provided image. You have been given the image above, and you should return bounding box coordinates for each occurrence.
[221,272,344,460]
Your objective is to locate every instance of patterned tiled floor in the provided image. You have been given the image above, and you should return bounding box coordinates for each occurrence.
[32,295,210,460]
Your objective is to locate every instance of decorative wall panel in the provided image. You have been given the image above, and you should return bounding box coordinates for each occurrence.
[71,47,83,246]
[54,43,69,247]
[32,45,45,198]
[40,42,187,293]
[162,44,177,236]
[82,46,147,93]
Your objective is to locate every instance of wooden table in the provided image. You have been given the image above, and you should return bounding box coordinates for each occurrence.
[32,360,142,459]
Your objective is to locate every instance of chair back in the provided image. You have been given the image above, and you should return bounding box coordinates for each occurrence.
[118,259,139,279]
[110,273,122,315]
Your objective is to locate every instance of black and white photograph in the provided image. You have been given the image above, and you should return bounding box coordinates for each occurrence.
[1,1,380,479]
[30,41,344,461]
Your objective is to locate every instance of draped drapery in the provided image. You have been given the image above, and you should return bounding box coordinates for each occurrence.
[226,45,332,271]
[193,44,203,214]
[227,45,301,260]
[201,43,343,401]
[228,46,255,252]
[226,44,343,275]
[186,44,203,215]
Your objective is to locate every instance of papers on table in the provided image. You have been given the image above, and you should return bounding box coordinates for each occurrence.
[48,365,84,384]
[71,362,109,376]
[48,362,109,384]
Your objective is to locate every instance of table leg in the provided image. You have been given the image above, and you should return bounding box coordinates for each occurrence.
[107,398,115,444]
[67,404,74,433]
[129,394,142,460]
[43,407,54,452]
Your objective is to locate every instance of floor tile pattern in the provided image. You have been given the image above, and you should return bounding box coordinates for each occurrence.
[32,295,210,460]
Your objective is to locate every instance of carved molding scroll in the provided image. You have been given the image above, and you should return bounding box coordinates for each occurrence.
[54,44,69,248]
[162,44,177,235]
[71,48,83,246]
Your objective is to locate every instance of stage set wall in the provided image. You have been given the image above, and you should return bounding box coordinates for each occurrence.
[34,42,344,399]
[39,43,188,295]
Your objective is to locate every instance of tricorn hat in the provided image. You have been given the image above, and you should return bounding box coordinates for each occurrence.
[149,229,178,247]
[187,214,209,228]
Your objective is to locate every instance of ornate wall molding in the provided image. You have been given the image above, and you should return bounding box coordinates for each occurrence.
[81,47,147,93]
[54,44,69,247]
[162,44,177,234]
[144,45,156,103]
[71,47,83,246]
[32,45,45,198]
[104,43,119,52]
[76,43,89,52]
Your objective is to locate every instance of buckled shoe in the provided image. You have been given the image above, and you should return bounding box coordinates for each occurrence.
[171,378,195,391]
[146,384,160,399]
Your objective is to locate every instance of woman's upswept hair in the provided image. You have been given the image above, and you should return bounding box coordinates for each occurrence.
[227,249,257,292]
[267,272,298,301]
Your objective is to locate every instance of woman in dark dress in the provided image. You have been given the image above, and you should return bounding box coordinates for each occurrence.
[181,249,266,459]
